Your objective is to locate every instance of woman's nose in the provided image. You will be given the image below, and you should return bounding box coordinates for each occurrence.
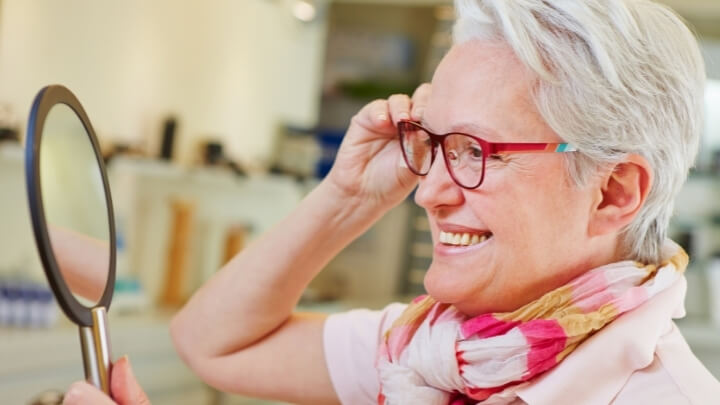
[414,152,464,210]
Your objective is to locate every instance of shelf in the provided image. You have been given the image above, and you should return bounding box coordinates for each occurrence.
[0,312,211,405]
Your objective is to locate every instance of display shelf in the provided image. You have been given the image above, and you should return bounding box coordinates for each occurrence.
[0,312,212,405]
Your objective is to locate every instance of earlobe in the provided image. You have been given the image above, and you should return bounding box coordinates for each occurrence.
[589,155,653,237]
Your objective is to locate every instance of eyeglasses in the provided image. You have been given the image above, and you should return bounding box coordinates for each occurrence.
[397,120,577,189]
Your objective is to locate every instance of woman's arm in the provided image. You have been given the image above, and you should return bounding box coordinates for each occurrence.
[170,86,430,404]
[171,181,384,403]
[172,178,384,356]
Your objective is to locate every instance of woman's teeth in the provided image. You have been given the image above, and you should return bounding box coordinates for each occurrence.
[439,231,491,246]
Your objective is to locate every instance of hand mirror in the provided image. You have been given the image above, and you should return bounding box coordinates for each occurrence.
[25,85,116,394]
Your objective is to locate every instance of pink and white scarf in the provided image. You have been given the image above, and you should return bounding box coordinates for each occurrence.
[376,241,688,404]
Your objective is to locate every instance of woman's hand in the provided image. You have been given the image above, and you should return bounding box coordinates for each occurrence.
[63,357,150,405]
[325,84,431,210]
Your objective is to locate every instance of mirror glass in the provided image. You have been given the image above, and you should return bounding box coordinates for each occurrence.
[39,103,110,307]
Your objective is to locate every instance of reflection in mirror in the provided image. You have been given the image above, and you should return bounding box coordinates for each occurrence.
[39,103,110,306]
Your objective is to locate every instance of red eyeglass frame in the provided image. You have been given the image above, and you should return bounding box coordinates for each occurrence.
[397,120,577,189]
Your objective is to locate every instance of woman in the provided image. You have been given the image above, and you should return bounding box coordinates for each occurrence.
[66,0,719,404]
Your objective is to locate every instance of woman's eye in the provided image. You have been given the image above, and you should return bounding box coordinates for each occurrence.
[469,146,483,159]
[487,154,510,164]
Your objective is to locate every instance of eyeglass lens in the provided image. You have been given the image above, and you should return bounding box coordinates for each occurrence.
[399,122,484,188]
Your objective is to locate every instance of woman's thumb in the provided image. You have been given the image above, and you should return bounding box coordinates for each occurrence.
[111,356,151,405]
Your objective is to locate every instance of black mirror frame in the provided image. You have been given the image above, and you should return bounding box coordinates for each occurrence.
[25,84,116,327]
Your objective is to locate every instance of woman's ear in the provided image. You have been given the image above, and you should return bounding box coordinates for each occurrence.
[589,154,653,237]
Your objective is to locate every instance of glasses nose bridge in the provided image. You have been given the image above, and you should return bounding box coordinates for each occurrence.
[423,136,455,184]
[426,132,447,166]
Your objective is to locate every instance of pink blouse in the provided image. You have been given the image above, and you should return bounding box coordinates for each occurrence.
[323,277,720,404]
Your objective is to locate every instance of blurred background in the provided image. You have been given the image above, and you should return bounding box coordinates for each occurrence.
[0,0,718,404]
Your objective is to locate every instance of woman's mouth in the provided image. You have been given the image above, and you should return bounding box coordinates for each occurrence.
[434,230,494,257]
[438,230,493,246]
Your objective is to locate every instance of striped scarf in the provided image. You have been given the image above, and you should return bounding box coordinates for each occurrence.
[376,241,688,405]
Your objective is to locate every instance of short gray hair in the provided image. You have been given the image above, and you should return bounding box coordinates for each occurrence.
[453,0,706,263]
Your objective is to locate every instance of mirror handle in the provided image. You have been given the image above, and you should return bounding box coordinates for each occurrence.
[78,307,112,395]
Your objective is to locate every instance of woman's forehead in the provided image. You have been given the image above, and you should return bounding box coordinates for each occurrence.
[419,119,503,142]
[425,41,556,143]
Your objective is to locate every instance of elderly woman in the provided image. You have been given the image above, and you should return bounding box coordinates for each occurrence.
[65,0,720,404]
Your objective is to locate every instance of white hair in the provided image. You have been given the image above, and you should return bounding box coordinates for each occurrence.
[453,0,707,263]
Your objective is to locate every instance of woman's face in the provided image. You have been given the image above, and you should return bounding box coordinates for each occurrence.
[417,40,612,316]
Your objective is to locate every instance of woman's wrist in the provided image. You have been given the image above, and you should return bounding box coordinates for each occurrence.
[314,178,389,231]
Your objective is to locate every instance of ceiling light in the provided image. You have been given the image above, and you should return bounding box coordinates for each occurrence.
[293,0,317,23]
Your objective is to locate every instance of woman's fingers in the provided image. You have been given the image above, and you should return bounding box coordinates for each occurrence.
[63,381,115,405]
[367,99,392,129]
[111,356,151,405]
[411,83,431,121]
[388,84,431,123]
[352,86,431,134]
[388,94,412,125]
[350,99,393,134]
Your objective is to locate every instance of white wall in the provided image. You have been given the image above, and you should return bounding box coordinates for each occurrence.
[703,39,720,80]
[705,80,720,156]
[700,40,720,166]
[0,144,44,280]
[0,0,327,165]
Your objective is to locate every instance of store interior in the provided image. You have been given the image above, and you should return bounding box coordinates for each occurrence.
[1,1,720,404]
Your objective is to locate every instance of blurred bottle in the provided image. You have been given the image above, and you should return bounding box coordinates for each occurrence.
[112,214,149,314]
[0,280,9,325]
[0,276,57,328]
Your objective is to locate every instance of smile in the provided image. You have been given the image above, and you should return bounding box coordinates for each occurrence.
[439,231,493,246]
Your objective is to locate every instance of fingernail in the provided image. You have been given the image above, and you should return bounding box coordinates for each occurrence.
[112,355,127,370]
[123,357,142,398]
[412,108,424,119]
[125,357,135,377]
[378,113,388,122]
[398,112,410,120]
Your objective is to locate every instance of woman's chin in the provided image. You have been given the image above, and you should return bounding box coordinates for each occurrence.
[422,261,492,307]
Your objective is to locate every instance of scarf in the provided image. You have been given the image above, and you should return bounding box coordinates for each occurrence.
[376,241,688,405]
